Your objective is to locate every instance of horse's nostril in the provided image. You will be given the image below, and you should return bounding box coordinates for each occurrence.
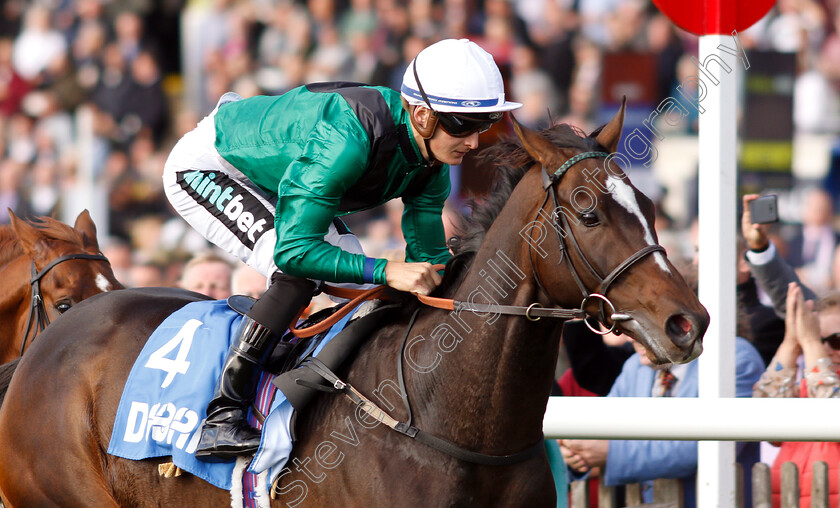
[666,314,693,341]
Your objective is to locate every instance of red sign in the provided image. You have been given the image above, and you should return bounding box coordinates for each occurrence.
[651,0,776,35]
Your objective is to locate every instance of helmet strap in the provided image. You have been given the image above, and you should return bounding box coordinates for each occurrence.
[410,55,440,141]
[422,137,441,168]
[402,98,441,166]
[413,107,438,140]
[408,56,443,166]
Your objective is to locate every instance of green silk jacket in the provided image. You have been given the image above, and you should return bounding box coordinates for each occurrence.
[213,83,451,285]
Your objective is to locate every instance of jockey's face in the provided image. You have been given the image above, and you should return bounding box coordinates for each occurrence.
[429,127,480,166]
[410,105,480,166]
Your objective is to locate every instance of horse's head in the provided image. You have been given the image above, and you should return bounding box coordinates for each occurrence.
[512,101,708,364]
[9,210,123,327]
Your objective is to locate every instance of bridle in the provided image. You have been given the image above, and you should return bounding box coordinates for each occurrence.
[20,253,110,356]
[529,151,665,334]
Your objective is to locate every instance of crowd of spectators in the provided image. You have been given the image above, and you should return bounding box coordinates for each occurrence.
[0,0,837,290]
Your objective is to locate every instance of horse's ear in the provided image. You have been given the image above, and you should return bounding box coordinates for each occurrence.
[593,96,626,154]
[9,210,42,255]
[511,114,561,168]
[74,210,100,250]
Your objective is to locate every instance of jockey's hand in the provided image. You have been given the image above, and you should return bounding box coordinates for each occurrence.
[384,261,442,296]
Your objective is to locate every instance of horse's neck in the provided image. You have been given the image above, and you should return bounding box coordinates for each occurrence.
[408,194,561,449]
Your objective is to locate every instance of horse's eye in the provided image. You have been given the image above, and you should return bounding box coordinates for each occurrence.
[580,212,600,227]
[55,301,72,313]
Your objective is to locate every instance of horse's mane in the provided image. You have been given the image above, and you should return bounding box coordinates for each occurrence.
[0,217,85,267]
[437,123,603,294]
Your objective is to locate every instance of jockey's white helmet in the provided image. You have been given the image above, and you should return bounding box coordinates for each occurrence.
[401,39,522,114]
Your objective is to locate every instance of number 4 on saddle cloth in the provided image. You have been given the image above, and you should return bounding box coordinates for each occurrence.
[107,297,391,500]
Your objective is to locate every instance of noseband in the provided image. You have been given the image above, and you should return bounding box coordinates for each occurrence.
[21,253,110,356]
[532,151,665,334]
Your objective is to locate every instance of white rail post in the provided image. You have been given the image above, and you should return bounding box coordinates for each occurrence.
[697,32,739,508]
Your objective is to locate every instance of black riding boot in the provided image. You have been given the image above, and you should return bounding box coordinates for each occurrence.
[195,274,316,462]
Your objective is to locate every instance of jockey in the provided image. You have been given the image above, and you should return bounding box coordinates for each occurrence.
[162,38,521,462]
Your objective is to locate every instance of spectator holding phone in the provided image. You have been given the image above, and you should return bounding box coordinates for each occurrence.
[742,194,817,319]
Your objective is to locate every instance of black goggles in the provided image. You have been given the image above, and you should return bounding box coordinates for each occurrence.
[822,333,840,350]
[435,111,500,137]
[412,57,503,137]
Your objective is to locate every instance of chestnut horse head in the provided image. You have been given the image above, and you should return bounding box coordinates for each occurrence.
[0,210,123,361]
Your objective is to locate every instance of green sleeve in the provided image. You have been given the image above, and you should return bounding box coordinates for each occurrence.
[401,166,452,266]
[273,123,387,284]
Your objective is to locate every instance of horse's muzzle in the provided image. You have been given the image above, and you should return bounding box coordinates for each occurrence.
[665,311,708,363]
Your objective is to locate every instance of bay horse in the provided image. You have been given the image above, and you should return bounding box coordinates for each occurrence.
[0,104,708,507]
[0,210,122,362]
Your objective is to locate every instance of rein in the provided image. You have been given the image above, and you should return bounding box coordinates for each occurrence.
[20,253,109,356]
[288,280,587,339]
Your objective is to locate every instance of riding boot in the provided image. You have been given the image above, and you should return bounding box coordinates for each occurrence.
[195,274,316,462]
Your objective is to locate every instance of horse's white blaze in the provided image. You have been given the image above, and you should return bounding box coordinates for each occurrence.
[95,273,112,292]
[608,177,670,273]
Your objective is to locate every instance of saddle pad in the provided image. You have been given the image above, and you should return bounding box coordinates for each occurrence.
[107,299,355,492]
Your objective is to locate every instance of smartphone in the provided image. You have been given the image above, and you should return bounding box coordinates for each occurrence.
[749,194,779,224]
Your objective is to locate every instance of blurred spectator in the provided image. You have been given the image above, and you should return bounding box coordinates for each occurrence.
[90,42,132,144]
[785,187,839,295]
[561,319,635,397]
[0,158,25,222]
[12,5,67,82]
[129,257,168,288]
[27,158,60,217]
[0,37,29,116]
[510,43,560,129]
[738,235,788,366]
[530,0,577,103]
[71,21,107,93]
[753,284,840,508]
[305,24,352,82]
[231,263,268,298]
[646,13,684,104]
[100,235,134,287]
[122,50,169,146]
[177,251,234,300]
[113,11,154,64]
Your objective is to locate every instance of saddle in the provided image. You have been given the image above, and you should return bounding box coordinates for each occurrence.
[226,295,353,375]
[227,293,398,396]
[272,300,400,438]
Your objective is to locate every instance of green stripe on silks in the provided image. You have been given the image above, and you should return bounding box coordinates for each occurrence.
[544,439,569,508]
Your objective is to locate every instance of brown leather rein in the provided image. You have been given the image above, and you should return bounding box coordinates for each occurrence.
[20,253,110,356]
